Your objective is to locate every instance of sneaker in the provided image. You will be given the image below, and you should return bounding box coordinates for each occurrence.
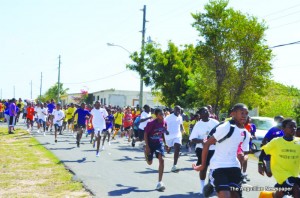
[156,182,165,191]
[243,174,250,182]
[101,146,105,151]
[55,139,57,143]
[108,141,111,146]
[203,183,214,197]
[37,130,40,133]
[43,132,46,136]
[77,141,80,147]
[131,139,136,147]
[96,152,100,157]
[171,165,180,173]
[8,131,14,134]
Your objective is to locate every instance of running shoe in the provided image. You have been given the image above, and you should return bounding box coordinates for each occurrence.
[77,141,80,147]
[131,139,136,147]
[171,165,180,173]
[55,139,57,143]
[101,146,105,151]
[203,183,214,197]
[43,132,46,136]
[96,152,100,157]
[156,182,166,191]
[108,141,111,146]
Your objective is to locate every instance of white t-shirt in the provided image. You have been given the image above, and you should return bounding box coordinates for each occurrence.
[53,109,65,126]
[241,131,251,152]
[209,121,247,169]
[138,111,152,130]
[91,108,108,131]
[164,113,183,140]
[189,118,219,150]
[37,107,48,121]
[34,106,39,119]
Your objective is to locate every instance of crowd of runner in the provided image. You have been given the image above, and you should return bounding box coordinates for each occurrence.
[0,98,299,197]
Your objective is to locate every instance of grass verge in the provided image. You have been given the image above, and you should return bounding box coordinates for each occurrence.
[0,127,91,197]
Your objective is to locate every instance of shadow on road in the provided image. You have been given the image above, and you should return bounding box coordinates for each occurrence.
[57,157,95,164]
[49,147,76,151]
[135,168,172,174]
[28,142,50,147]
[159,192,204,198]
[114,156,145,162]
[108,184,156,196]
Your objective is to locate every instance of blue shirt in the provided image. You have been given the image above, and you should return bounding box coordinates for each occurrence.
[75,108,90,125]
[47,103,56,113]
[264,127,284,142]
[105,115,114,130]
[133,116,141,130]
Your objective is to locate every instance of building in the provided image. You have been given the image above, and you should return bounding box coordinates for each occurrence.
[92,89,161,107]
[62,89,162,107]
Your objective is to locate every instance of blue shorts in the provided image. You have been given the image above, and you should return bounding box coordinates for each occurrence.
[147,143,165,162]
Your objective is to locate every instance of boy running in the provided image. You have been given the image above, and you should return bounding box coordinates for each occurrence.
[52,103,65,143]
[74,103,91,147]
[144,108,168,191]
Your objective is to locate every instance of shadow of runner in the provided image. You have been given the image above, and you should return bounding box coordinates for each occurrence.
[49,147,76,150]
[159,192,207,198]
[135,168,172,174]
[114,156,145,162]
[57,157,96,164]
[108,184,156,196]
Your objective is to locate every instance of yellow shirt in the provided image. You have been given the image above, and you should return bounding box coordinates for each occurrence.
[183,121,191,134]
[262,137,300,184]
[114,112,124,125]
[66,107,77,120]
[151,114,156,119]
[73,114,78,125]
[63,109,68,122]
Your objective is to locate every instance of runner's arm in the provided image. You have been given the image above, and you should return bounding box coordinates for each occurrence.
[258,149,267,175]
[192,136,216,171]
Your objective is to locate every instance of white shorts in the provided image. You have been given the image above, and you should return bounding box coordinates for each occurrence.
[94,128,106,138]
[166,137,182,147]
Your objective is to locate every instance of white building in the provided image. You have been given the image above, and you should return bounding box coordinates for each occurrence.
[92,89,161,107]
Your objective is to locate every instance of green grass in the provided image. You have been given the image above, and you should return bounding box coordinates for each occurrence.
[0,127,91,197]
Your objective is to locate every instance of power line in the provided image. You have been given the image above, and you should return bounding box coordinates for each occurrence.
[64,70,129,85]
[263,3,300,17]
[269,40,300,49]
[267,10,300,22]
[268,19,300,30]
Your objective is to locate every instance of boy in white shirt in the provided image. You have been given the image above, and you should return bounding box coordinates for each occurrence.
[52,103,65,143]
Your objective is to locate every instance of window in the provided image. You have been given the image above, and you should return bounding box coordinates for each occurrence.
[104,98,106,105]
[101,98,103,104]
[97,96,99,101]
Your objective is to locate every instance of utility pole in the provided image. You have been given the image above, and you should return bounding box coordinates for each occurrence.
[0,88,2,100]
[139,5,147,108]
[13,86,15,98]
[57,55,61,103]
[30,80,33,99]
[40,72,42,99]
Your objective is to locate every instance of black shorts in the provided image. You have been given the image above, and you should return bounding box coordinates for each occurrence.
[115,124,121,129]
[210,167,242,193]
[9,116,14,126]
[147,143,165,162]
[138,129,145,141]
[77,124,86,129]
[195,148,215,166]
[275,177,300,195]
[124,126,132,131]
[133,129,139,138]
[67,118,74,124]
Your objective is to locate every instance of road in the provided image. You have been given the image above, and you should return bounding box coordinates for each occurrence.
[4,122,276,198]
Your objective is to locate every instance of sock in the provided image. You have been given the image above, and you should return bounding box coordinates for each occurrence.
[200,180,205,193]
[242,171,247,176]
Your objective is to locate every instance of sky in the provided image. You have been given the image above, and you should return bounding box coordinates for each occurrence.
[1,0,300,100]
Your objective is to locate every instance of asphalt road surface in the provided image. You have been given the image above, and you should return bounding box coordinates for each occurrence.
[4,122,277,198]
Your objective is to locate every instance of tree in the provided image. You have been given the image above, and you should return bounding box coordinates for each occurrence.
[127,41,199,107]
[192,0,273,113]
[39,83,69,102]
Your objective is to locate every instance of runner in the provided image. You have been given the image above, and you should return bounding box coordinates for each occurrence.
[102,109,114,147]
[261,115,284,177]
[66,103,77,133]
[52,103,65,143]
[8,98,17,134]
[164,105,185,173]
[74,102,91,147]
[258,119,300,198]
[90,101,108,157]
[26,102,35,133]
[144,108,168,191]
[62,105,68,133]
[137,105,152,146]
[193,103,249,198]
[207,105,219,121]
[34,103,42,133]
[132,115,141,147]
[112,108,124,140]
[47,99,56,132]
[189,107,219,194]
[37,103,47,135]
[122,107,133,142]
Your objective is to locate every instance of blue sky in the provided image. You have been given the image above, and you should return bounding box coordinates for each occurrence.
[1,0,300,99]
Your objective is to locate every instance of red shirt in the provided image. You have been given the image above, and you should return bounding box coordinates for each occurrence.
[26,107,35,121]
[123,112,133,128]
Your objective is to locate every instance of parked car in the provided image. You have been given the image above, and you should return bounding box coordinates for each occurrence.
[251,116,276,149]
